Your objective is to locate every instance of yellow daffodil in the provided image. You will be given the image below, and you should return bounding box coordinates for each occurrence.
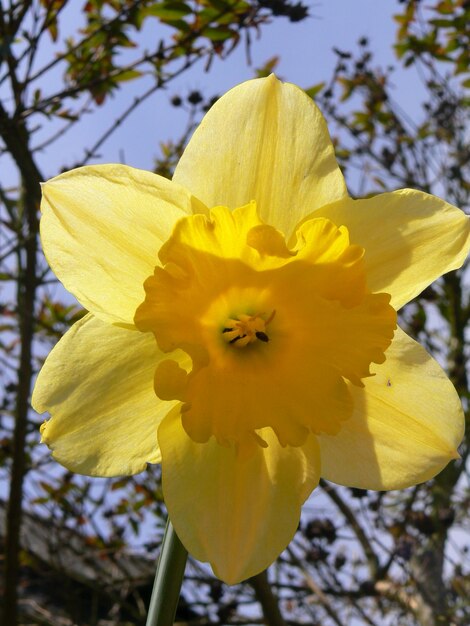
[33,75,469,584]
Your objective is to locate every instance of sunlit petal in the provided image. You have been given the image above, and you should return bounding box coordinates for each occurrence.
[173,75,347,238]
[158,408,321,584]
[319,327,464,490]
[315,189,470,309]
[33,313,187,476]
[41,164,205,325]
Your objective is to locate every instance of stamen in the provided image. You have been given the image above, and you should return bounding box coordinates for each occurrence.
[222,311,275,348]
[230,334,246,344]
[265,310,276,325]
[255,331,269,342]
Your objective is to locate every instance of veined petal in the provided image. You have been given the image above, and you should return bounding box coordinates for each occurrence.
[158,408,321,584]
[40,164,205,325]
[318,327,464,490]
[315,189,470,309]
[32,314,187,476]
[173,75,347,239]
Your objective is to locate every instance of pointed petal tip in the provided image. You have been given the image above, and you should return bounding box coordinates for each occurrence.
[160,412,321,586]
[319,327,465,491]
[211,562,265,586]
[39,419,49,443]
[317,190,470,310]
[266,72,279,82]
[173,72,347,239]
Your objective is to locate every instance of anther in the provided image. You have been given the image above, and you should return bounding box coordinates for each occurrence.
[230,334,246,344]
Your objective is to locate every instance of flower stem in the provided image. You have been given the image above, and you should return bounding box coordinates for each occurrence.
[146,519,188,626]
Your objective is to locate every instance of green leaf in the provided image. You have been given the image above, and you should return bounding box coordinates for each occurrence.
[116,69,143,82]
[208,0,234,11]
[435,0,454,14]
[203,26,236,41]
[429,19,452,27]
[255,55,279,78]
[162,18,191,33]
[148,3,192,21]
[304,82,325,99]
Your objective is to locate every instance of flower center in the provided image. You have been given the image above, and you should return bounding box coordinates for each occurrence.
[222,311,275,348]
[135,202,396,450]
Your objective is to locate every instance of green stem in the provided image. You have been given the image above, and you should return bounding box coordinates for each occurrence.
[146,519,188,626]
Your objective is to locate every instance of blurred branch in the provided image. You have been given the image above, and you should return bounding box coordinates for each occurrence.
[76,54,203,167]
[286,547,345,626]
[248,570,287,626]
[0,93,42,626]
[320,479,380,579]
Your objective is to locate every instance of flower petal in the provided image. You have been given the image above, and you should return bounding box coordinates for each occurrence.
[316,189,470,309]
[173,75,347,239]
[40,164,205,325]
[158,408,321,584]
[318,327,464,490]
[32,314,186,476]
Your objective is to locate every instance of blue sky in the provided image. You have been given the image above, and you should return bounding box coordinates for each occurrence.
[11,0,421,181]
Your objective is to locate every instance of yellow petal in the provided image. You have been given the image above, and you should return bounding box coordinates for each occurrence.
[173,75,347,239]
[32,313,186,476]
[40,164,205,325]
[158,408,321,584]
[316,189,470,309]
[319,326,464,490]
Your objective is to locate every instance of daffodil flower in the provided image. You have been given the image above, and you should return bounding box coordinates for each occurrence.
[33,75,469,584]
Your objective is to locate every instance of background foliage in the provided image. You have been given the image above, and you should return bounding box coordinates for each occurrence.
[1,1,469,625]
